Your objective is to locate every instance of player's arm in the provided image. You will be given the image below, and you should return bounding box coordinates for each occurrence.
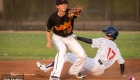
[46,30,52,48]
[120,64,125,75]
[76,36,92,44]
[46,31,52,42]
[46,16,53,48]
[117,50,125,76]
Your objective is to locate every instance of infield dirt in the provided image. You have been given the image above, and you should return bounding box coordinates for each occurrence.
[0,59,139,80]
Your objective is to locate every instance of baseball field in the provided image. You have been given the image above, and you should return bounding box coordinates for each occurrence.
[0,31,140,80]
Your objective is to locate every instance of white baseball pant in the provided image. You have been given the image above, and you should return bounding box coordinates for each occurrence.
[65,53,105,76]
[50,34,86,77]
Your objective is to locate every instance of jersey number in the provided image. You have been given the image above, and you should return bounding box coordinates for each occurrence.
[107,48,116,60]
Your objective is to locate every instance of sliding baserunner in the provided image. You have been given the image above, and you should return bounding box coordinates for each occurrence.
[37,26,125,79]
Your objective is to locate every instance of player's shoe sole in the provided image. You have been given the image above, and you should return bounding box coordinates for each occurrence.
[36,62,52,73]
[49,76,61,80]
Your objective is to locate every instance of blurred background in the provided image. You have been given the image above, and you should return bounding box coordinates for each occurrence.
[0,0,140,31]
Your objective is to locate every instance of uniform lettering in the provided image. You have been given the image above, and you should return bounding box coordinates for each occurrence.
[107,48,116,60]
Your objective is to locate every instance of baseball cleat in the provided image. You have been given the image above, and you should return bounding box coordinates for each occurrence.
[49,76,61,80]
[76,73,85,79]
[36,62,53,73]
[68,71,85,79]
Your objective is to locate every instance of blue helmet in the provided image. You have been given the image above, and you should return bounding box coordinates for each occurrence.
[102,26,119,40]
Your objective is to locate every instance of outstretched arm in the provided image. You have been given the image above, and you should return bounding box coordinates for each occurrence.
[76,36,92,44]
[120,64,125,76]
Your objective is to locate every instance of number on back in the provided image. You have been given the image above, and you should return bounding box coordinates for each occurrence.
[107,48,116,60]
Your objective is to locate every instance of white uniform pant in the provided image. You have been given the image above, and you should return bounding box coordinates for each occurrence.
[65,53,106,76]
[50,34,86,77]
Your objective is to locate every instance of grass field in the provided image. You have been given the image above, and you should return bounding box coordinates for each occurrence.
[0,31,140,60]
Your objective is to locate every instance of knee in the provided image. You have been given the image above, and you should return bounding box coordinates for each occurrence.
[58,48,67,56]
[92,71,104,76]
[92,67,104,76]
[78,52,87,60]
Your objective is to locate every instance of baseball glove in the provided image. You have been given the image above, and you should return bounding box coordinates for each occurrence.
[68,5,82,18]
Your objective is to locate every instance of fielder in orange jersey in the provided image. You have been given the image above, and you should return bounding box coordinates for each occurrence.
[44,0,86,80]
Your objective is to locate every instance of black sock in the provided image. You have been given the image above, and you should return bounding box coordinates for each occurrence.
[46,62,54,68]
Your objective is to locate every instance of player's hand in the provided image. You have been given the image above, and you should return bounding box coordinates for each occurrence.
[122,74,126,77]
[120,73,126,77]
[46,41,52,48]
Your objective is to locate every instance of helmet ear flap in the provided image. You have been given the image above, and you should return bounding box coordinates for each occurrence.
[102,26,118,40]
[105,31,111,37]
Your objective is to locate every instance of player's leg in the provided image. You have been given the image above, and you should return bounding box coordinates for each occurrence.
[36,52,75,73]
[91,62,105,76]
[66,53,105,77]
[80,57,95,76]
[66,35,87,76]
[37,52,88,79]
[36,61,54,73]
[65,52,86,79]
[36,52,74,73]
[50,34,67,78]
[36,52,77,72]
[64,52,76,63]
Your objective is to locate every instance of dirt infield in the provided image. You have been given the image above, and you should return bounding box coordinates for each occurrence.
[0,59,140,80]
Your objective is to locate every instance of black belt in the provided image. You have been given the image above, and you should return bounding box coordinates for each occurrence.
[98,59,103,65]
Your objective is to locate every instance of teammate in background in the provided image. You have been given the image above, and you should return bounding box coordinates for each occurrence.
[37,26,125,79]
[44,0,86,80]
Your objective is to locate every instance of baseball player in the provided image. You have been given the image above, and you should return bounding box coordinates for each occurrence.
[37,26,125,79]
[45,0,86,80]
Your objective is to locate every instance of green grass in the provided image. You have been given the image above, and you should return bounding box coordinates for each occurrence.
[0,31,140,60]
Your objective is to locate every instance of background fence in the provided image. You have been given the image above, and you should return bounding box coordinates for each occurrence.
[0,0,140,31]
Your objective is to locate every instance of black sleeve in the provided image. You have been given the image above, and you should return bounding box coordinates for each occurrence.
[120,64,125,75]
[46,12,56,32]
[46,17,52,32]
[77,36,92,44]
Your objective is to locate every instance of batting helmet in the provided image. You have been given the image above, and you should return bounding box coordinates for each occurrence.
[102,26,119,40]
